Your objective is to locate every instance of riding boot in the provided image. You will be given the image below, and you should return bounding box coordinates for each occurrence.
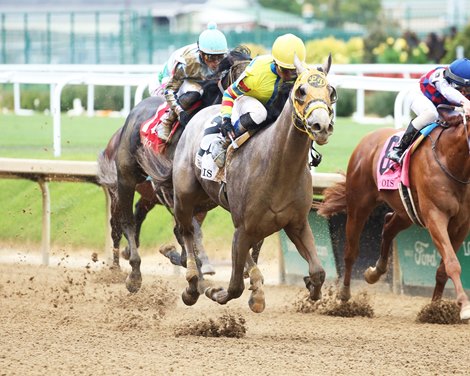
[210,134,229,168]
[387,121,420,164]
[157,110,177,142]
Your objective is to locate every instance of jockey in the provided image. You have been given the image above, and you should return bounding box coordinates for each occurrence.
[156,23,228,142]
[387,57,470,164]
[210,33,306,168]
[148,44,197,98]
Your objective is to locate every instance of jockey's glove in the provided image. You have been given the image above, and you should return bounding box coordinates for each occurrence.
[174,105,184,115]
[178,110,191,126]
[221,117,235,138]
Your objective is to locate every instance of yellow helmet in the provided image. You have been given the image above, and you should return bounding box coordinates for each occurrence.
[272,34,306,69]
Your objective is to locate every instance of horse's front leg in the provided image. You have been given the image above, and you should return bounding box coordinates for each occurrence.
[285,220,325,301]
[193,214,215,275]
[364,212,410,284]
[245,252,265,313]
[205,228,252,308]
[109,191,122,270]
[118,182,142,293]
[432,259,448,301]
[427,217,470,320]
[174,202,201,306]
[427,219,470,320]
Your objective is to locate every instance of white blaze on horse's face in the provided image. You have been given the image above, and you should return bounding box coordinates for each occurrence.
[292,68,335,145]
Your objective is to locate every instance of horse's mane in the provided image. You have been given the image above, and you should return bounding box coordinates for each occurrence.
[199,45,252,110]
[258,81,294,129]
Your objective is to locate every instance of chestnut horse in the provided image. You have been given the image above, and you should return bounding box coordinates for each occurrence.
[142,56,336,312]
[109,48,252,293]
[317,106,470,320]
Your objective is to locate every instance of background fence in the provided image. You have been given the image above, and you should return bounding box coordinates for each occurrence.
[0,10,362,65]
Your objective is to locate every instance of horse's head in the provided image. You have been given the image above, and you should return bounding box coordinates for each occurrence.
[201,46,252,107]
[291,54,336,145]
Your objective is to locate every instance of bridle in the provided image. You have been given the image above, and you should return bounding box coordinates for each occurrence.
[290,68,335,141]
[431,112,470,184]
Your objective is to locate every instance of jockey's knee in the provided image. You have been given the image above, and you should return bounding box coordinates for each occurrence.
[178,91,202,111]
[413,109,438,129]
[238,110,267,132]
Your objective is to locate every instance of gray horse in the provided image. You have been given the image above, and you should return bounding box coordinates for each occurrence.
[143,55,336,312]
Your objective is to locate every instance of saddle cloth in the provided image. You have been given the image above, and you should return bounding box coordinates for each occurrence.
[376,122,439,191]
[197,121,252,183]
[139,102,180,154]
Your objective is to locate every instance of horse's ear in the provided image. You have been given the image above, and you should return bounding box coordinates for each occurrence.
[322,53,332,75]
[294,54,307,75]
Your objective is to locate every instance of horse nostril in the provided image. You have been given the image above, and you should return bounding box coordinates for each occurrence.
[328,124,334,134]
[312,123,321,132]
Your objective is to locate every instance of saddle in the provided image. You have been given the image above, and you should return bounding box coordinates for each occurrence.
[197,123,255,183]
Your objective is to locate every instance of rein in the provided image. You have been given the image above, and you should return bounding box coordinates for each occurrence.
[217,60,250,94]
[430,118,470,185]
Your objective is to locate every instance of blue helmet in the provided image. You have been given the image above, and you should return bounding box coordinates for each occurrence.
[445,58,470,87]
[198,23,228,55]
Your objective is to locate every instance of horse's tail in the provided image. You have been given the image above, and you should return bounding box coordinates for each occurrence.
[96,151,118,195]
[313,172,347,218]
[137,147,173,190]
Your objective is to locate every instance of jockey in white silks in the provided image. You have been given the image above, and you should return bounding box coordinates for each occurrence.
[152,23,228,142]
[387,57,470,164]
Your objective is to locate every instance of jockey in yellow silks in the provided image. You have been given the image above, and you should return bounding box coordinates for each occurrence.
[211,33,306,168]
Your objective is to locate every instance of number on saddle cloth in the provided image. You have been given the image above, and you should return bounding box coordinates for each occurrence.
[196,116,222,180]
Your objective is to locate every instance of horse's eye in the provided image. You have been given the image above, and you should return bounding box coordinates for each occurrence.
[329,85,337,104]
[295,84,307,103]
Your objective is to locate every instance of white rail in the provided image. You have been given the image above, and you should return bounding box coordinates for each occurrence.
[0,64,428,156]
[0,157,342,266]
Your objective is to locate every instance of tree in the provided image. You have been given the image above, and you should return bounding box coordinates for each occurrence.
[258,0,382,27]
[257,0,302,15]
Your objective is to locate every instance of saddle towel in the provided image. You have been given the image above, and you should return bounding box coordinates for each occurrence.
[140,103,180,153]
[376,122,440,191]
[376,131,409,190]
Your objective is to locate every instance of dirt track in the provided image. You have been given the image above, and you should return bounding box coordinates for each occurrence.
[1,252,469,376]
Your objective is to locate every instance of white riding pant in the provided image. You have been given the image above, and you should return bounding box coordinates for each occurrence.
[230,96,267,133]
[149,79,203,99]
[409,84,439,131]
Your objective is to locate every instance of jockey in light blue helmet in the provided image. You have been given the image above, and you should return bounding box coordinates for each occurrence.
[198,22,228,60]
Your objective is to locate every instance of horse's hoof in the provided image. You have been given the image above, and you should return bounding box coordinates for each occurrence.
[305,271,325,301]
[109,264,121,271]
[364,266,381,284]
[460,302,470,320]
[338,286,351,302]
[204,286,223,301]
[182,287,199,306]
[248,289,265,313]
[201,263,216,276]
[125,273,142,293]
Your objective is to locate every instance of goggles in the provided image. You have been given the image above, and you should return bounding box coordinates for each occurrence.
[202,53,226,63]
[276,64,298,79]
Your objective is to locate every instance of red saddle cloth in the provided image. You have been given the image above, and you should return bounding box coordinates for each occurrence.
[376,131,413,190]
[139,103,180,154]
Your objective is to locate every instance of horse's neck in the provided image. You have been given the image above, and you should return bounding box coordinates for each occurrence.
[266,99,310,174]
[436,122,470,180]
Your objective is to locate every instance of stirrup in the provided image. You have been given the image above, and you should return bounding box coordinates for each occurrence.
[213,150,226,169]
[387,149,403,164]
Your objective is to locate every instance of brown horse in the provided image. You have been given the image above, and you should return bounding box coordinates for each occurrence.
[111,48,252,293]
[142,55,336,312]
[317,106,470,320]
[97,126,215,274]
